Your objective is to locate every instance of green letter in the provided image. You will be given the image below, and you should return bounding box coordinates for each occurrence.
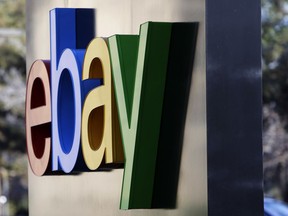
[109,22,172,209]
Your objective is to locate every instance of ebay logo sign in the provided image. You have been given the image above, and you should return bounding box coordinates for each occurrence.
[25,8,198,209]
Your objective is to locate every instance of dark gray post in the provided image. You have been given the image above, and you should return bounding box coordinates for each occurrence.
[206,1,263,215]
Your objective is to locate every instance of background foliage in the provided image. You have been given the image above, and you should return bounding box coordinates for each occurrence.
[262,0,288,203]
[0,0,27,215]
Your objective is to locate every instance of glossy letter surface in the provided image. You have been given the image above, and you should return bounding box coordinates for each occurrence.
[26,60,51,176]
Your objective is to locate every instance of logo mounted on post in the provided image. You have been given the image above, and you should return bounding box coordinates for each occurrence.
[25,8,198,209]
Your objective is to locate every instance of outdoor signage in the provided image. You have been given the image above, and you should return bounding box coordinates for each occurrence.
[25,8,198,209]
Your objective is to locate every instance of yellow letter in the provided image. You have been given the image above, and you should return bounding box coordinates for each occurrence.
[81,38,123,170]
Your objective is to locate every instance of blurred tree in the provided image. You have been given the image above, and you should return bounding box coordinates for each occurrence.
[0,43,26,81]
[262,0,288,116]
[0,0,28,215]
[0,0,26,29]
[0,0,26,153]
[262,0,288,203]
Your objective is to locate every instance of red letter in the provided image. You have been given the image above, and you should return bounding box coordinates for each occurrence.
[26,60,51,176]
